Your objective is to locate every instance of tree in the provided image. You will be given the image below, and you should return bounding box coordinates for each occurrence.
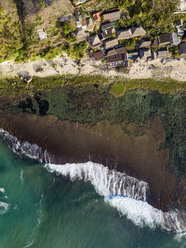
[0,9,23,62]
[117,0,136,9]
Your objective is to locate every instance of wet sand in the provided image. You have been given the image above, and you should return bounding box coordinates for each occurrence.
[0,112,183,211]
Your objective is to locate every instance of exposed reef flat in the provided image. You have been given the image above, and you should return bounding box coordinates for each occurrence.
[0,113,173,210]
[0,79,185,212]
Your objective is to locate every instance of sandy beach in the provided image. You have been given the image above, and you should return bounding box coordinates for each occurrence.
[0,54,186,81]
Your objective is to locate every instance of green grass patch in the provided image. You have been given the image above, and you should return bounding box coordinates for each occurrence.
[110,81,126,96]
[110,78,186,96]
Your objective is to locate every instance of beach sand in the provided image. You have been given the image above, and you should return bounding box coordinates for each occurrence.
[0,55,186,81]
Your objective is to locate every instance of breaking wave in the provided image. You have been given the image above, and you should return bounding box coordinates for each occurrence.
[0,128,186,234]
[0,187,9,215]
[0,128,51,163]
[45,162,186,234]
[0,201,9,215]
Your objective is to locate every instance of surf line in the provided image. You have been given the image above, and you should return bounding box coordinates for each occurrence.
[107,194,147,202]
[45,162,186,234]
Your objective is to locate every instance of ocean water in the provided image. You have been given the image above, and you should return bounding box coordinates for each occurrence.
[0,139,185,248]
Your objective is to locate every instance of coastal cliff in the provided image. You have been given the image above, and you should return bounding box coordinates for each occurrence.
[0,78,185,212]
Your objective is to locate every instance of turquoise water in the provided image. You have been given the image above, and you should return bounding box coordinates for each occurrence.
[0,140,185,248]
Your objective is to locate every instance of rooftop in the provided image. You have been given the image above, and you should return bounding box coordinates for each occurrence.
[158,34,171,45]
[107,54,124,63]
[117,28,132,40]
[89,34,101,47]
[157,48,171,59]
[107,46,127,57]
[101,22,114,31]
[74,30,87,42]
[115,46,127,54]
[179,42,186,57]
[93,51,105,61]
[102,27,115,39]
[102,9,121,23]
[139,48,152,60]
[104,38,118,49]
[139,39,151,48]
[131,26,146,37]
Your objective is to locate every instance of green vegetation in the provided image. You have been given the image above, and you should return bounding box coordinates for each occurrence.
[0,8,23,62]
[81,0,117,13]
[57,19,76,37]
[110,78,186,96]
[69,41,88,59]
[118,38,137,50]
[117,0,136,9]
[118,0,183,37]
[110,81,126,96]
[0,75,185,97]
[39,1,46,10]
[0,0,184,63]
[169,46,180,58]
[0,75,185,175]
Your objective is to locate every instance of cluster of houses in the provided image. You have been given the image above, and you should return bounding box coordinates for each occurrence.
[57,7,186,67]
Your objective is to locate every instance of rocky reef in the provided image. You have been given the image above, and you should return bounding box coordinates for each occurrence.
[0,83,185,213]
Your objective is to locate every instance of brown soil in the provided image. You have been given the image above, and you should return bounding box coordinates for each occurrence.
[23,0,74,26]
[0,112,180,211]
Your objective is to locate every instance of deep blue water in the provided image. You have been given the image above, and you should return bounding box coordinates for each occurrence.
[0,140,185,248]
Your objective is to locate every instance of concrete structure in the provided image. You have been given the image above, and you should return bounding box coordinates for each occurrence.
[38,29,47,40]
[76,18,82,29]
[179,42,186,58]
[74,30,87,42]
[139,49,152,60]
[157,48,171,59]
[170,32,181,46]
[57,14,74,23]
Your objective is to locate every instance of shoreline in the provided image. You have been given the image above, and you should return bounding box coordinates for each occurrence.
[0,55,186,82]
[1,127,186,234]
[0,76,185,214]
[0,112,181,212]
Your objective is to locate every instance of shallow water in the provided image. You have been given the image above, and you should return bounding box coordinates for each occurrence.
[0,140,185,248]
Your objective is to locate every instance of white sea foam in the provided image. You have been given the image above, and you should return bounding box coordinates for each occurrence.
[45,162,186,234]
[0,128,44,163]
[20,169,24,184]
[1,128,185,234]
[0,201,9,215]
[45,161,148,201]
[0,188,5,194]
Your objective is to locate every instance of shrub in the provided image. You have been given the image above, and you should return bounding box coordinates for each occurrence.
[69,41,87,59]
[119,38,136,50]
[0,8,23,62]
